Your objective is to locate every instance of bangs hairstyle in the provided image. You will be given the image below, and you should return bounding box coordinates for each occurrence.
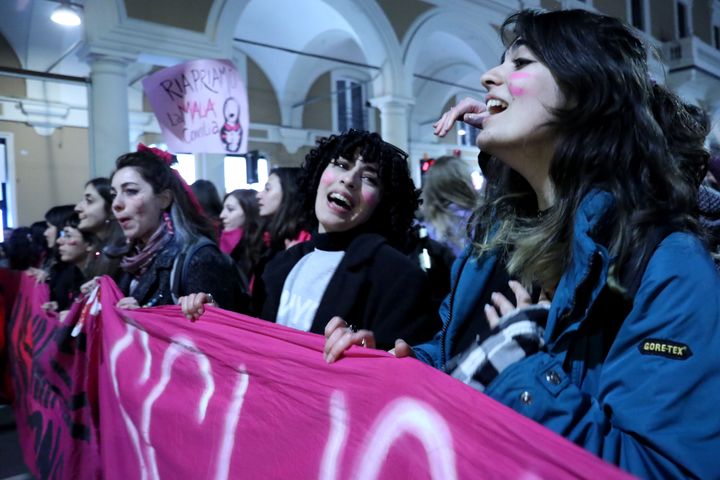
[299,129,419,248]
[112,150,216,244]
[473,9,708,292]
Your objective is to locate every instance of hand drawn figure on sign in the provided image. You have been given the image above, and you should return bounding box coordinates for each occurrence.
[220,97,243,153]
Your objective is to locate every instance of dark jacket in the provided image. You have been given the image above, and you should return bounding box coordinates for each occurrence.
[257,232,441,350]
[117,236,244,311]
[414,190,720,478]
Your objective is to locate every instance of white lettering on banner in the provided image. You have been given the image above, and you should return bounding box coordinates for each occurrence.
[320,391,349,480]
[110,323,150,480]
[214,366,250,480]
[109,327,252,480]
[141,336,215,480]
[355,397,458,480]
[139,330,152,385]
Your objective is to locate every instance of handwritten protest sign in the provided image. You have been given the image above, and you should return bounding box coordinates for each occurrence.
[2,274,629,479]
[142,59,248,154]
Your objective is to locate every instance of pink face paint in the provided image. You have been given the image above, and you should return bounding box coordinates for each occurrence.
[508,72,531,97]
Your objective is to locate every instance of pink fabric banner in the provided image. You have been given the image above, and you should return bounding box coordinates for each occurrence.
[142,59,249,154]
[3,273,631,479]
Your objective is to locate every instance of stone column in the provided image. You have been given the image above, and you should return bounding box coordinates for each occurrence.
[86,54,131,177]
[369,95,417,183]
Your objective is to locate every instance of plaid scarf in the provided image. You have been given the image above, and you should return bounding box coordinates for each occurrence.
[119,221,173,276]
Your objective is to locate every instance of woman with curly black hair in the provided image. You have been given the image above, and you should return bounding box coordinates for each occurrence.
[325,9,720,478]
[183,130,440,349]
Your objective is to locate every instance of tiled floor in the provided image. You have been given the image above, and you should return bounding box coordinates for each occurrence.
[0,405,30,480]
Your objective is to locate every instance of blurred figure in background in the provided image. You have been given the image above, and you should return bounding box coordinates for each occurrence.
[74,178,123,279]
[420,155,478,256]
[220,189,261,290]
[191,179,223,236]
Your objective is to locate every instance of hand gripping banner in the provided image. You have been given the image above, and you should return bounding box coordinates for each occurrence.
[2,272,629,479]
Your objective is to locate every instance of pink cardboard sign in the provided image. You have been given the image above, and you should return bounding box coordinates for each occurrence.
[142,59,249,154]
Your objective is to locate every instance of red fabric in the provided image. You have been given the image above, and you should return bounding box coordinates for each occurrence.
[2,273,631,479]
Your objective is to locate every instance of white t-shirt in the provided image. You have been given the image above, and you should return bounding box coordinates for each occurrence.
[276,249,345,331]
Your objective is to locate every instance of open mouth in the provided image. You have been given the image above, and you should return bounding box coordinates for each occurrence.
[327,192,352,211]
[486,99,508,115]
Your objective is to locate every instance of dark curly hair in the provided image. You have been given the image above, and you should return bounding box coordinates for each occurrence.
[299,129,419,248]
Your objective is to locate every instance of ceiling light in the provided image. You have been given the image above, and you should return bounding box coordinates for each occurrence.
[51,4,82,27]
[458,128,466,136]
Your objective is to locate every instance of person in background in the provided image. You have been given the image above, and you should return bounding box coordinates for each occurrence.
[46,213,94,312]
[110,144,244,311]
[74,178,124,279]
[183,130,440,349]
[220,189,261,289]
[420,155,478,256]
[191,179,223,236]
[324,9,720,478]
[6,227,44,271]
[246,167,311,290]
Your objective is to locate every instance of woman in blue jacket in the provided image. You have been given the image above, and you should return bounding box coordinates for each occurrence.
[325,9,720,478]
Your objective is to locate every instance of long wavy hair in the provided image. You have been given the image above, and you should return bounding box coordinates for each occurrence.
[472,9,709,292]
[83,177,125,245]
[299,129,419,248]
[112,150,216,247]
[257,167,308,252]
[227,189,262,275]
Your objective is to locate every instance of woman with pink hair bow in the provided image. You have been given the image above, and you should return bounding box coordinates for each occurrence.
[109,145,245,311]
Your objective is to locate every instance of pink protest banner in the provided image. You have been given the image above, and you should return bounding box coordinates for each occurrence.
[2,274,630,479]
[142,59,248,154]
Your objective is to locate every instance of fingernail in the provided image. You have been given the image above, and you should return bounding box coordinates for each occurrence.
[326,354,334,364]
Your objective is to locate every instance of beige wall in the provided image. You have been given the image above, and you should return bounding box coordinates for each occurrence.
[302,73,332,130]
[0,33,25,99]
[247,58,281,125]
[249,141,310,169]
[652,0,676,41]
[693,0,712,44]
[0,121,89,225]
[595,0,628,22]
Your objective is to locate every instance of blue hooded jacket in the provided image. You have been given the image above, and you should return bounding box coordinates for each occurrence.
[413,190,720,478]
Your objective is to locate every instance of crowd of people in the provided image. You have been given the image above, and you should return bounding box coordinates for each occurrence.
[1,8,720,478]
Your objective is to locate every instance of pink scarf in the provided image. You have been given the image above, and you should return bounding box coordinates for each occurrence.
[219,228,244,254]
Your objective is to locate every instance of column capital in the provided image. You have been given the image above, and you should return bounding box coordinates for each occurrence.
[369,95,415,111]
[77,44,138,66]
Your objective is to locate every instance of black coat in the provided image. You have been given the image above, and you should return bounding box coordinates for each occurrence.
[256,232,441,350]
[117,236,244,311]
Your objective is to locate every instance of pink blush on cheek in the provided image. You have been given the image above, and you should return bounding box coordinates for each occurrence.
[319,168,335,186]
[362,190,380,207]
[508,72,531,96]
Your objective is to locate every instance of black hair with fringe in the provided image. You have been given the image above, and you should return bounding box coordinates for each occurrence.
[299,129,419,248]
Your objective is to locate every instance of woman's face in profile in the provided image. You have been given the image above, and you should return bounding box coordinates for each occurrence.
[75,183,108,233]
[476,43,563,169]
[220,195,246,230]
[257,174,283,217]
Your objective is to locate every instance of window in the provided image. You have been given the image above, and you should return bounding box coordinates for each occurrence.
[335,78,366,132]
[457,122,479,147]
[174,154,196,184]
[224,154,268,192]
[677,2,688,38]
[631,0,644,30]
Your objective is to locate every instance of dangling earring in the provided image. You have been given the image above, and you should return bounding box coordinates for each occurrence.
[163,211,175,235]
